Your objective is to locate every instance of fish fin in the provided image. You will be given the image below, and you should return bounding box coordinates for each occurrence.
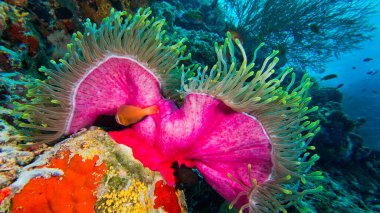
[143,105,159,115]
[115,114,122,125]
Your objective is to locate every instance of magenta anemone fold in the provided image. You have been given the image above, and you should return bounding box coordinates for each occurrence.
[109,94,273,204]
[67,56,162,134]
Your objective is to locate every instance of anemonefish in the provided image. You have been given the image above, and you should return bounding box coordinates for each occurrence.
[115,104,159,126]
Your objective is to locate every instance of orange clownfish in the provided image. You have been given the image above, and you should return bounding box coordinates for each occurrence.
[115,104,159,126]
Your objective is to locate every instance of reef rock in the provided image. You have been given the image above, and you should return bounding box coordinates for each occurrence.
[0,128,187,212]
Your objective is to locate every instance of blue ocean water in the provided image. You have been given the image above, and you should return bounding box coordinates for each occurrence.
[313,10,380,150]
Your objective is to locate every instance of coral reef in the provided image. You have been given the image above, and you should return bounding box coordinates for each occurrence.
[79,0,113,25]
[0,0,378,212]
[0,2,39,56]
[46,30,72,60]
[98,180,154,212]
[0,1,45,75]
[173,27,223,67]
[16,6,322,213]
[299,158,380,213]
[150,0,226,67]
[0,129,186,212]
[310,87,368,164]
[0,145,39,189]
[303,85,380,212]
[11,152,105,212]
[0,0,228,77]
[0,47,22,72]
[0,72,34,146]
[222,0,378,71]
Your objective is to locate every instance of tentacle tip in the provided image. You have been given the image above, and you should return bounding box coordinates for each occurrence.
[228,204,234,210]
[226,31,232,38]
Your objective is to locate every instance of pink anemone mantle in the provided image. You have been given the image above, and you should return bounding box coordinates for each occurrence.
[66,56,162,134]
[104,59,273,204]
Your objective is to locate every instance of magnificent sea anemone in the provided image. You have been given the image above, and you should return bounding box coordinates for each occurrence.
[16,8,191,144]
[16,8,323,212]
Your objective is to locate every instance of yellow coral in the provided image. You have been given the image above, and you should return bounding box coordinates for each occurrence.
[97,179,153,212]
[0,2,9,36]
[80,0,112,24]
[4,0,28,7]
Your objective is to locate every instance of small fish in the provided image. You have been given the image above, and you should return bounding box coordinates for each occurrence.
[336,83,344,89]
[115,104,159,126]
[321,74,337,80]
[309,24,320,34]
[372,70,379,76]
[367,71,373,75]
[362,89,366,92]
[352,66,356,70]
[372,90,378,94]
[363,58,373,62]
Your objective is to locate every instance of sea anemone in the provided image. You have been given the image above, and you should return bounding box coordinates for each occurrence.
[16,8,322,212]
[16,8,190,144]
[180,32,323,212]
[110,32,323,212]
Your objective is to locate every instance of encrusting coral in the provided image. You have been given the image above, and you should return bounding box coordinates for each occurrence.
[11,151,106,213]
[1,129,187,212]
[15,7,322,213]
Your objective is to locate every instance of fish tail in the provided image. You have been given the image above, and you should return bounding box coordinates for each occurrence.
[144,105,159,115]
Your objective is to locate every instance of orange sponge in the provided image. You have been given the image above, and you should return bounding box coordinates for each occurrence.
[11,152,106,213]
